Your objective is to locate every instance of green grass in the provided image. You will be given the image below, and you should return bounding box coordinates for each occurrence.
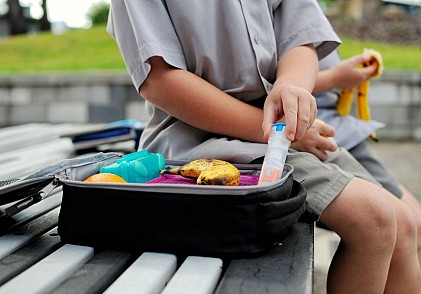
[338,36,421,71]
[0,25,126,74]
[0,26,420,74]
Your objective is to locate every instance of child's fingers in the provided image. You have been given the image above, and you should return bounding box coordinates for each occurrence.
[294,97,313,142]
[320,137,338,152]
[262,99,284,141]
[286,91,317,142]
[347,53,369,66]
[281,92,299,142]
[262,88,316,142]
[361,62,378,77]
[312,148,329,161]
[262,94,298,142]
[318,121,336,138]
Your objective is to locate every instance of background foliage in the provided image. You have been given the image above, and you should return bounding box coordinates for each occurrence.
[88,2,110,26]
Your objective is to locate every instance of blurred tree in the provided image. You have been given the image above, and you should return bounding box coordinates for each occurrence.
[2,0,50,35]
[6,0,28,35]
[333,0,383,21]
[39,0,50,32]
[88,2,109,26]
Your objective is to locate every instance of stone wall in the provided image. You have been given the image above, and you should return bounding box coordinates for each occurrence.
[370,71,421,140]
[0,71,420,141]
[0,72,146,127]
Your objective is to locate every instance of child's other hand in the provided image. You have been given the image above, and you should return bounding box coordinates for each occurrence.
[262,85,317,143]
[290,120,337,161]
[330,53,378,89]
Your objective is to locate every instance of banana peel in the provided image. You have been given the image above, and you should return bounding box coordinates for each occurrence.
[336,48,384,141]
[337,88,355,116]
[160,159,241,186]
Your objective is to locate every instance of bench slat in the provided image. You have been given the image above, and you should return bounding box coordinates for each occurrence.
[0,228,61,286]
[0,244,94,294]
[104,252,177,294]
[162,256,223,294]
[50,249,134,294]
[0,191,61,235]
[215,222,314,294]
[0,207,59,259]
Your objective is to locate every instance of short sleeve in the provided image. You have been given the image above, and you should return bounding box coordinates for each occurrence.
[107,0,187,90]
[273,0,341,60]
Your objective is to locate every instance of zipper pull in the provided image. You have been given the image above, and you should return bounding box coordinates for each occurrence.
[39,178,60,200]
[5,179,60,217]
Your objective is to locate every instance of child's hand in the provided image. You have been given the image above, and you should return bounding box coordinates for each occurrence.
[262,84,317,143]
[290,119,337,161]
[329,53,378,89]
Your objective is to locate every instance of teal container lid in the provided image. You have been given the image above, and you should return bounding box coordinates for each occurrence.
[100,150,165,183]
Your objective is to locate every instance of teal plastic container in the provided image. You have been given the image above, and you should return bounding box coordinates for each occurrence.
[100,150,166,183]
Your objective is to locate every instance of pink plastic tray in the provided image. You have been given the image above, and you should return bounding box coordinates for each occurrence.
[146,174,259,186]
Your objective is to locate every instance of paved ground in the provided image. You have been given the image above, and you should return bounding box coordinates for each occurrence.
[314,140,421,294]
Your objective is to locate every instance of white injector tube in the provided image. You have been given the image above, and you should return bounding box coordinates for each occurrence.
[258,122,290,185]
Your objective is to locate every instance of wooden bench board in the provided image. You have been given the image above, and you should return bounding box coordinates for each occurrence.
[51,249,134,294]
[0,244,94,294]
[0,191,62,234]
[103,252,177,294]
[216,222,313,294]
[0,228,61,286]
[162,256,223,294]
[0,208,59,259]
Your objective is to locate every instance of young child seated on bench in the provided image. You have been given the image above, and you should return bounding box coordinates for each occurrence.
[313,49,421,267]
[107,1,421,292]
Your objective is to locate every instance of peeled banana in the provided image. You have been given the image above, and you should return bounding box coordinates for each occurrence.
[337,88,355,117]
[160,159,241,186]
[357,48,383,141]
[357,77,375,140]
[336,48,383,141]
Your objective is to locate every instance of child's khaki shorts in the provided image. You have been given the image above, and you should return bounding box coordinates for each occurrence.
[287,147,380,220]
